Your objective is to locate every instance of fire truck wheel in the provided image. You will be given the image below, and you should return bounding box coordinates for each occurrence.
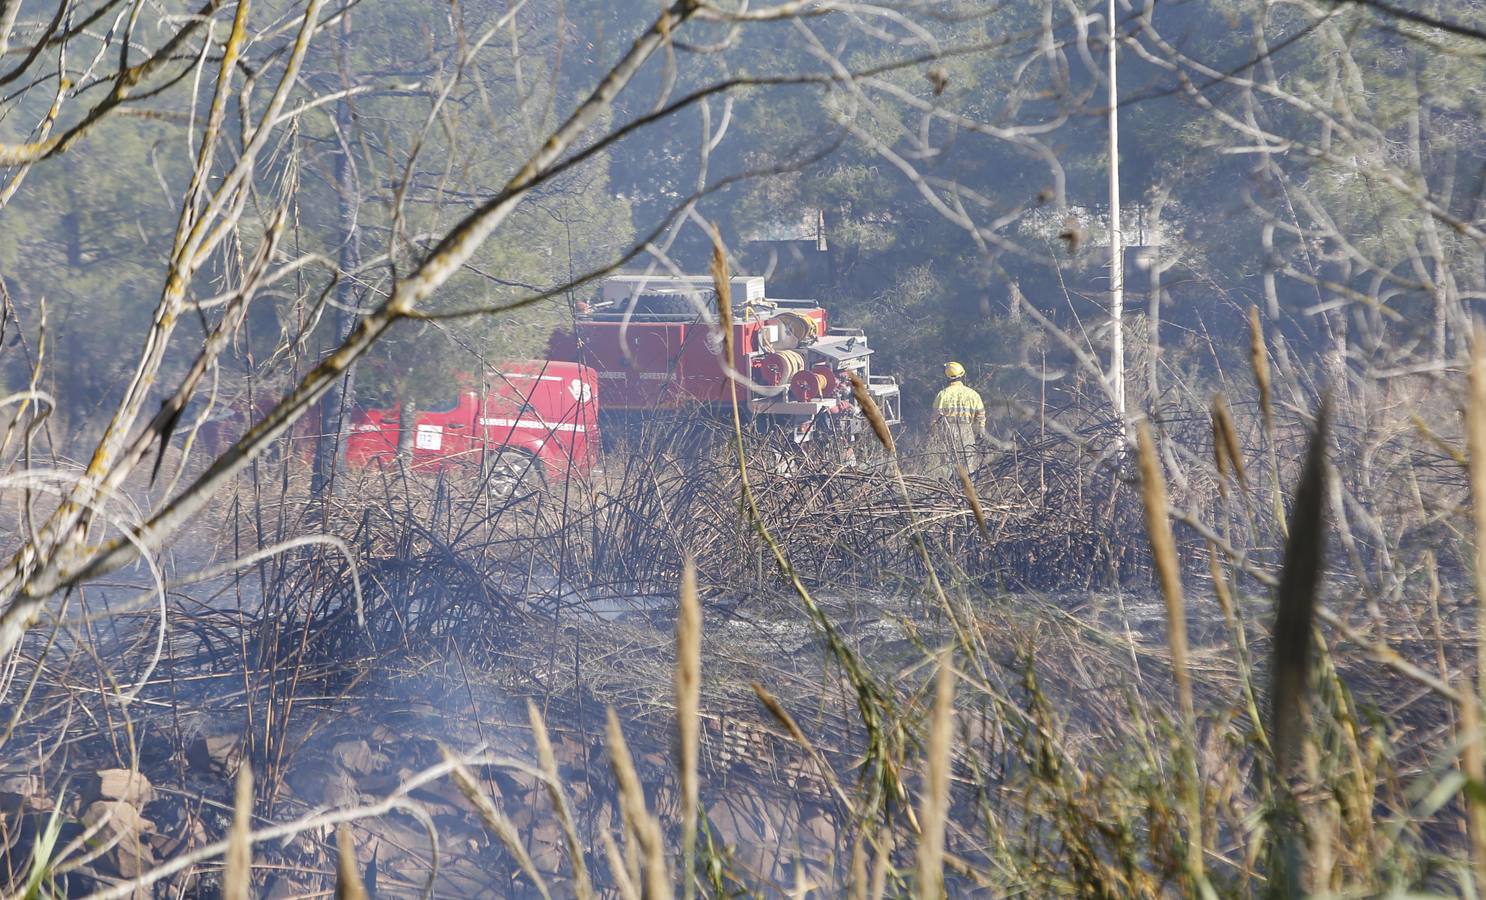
[485,449,544,501]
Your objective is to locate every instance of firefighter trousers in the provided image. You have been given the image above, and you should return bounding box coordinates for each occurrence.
[933,424,979,478]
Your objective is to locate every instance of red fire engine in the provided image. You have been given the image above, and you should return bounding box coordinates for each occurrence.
[345,360,600,495]
[547,274,901,443]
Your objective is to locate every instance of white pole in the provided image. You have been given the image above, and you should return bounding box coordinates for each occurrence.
[1107,0,1127,439]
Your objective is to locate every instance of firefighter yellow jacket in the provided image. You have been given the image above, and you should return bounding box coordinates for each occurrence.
[932,382,985,423]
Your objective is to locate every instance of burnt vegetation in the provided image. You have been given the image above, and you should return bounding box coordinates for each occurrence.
[2,0,1486,897]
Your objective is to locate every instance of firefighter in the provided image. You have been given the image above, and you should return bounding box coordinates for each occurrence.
[931,361,985,476]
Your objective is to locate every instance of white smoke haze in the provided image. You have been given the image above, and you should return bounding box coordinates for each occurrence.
[0,0,1484,895]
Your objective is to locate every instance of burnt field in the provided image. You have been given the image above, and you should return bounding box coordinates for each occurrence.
[8,0,1486,893]
[1,397,1479,897]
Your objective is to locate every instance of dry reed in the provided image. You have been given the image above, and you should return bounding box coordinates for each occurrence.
[711,227,735,370]
[601,829,641,900]
[709,226,906,827]
[527,700,593,899]
[914,648,956,899]
[334,824,369,900]
[1211,393,1246,493]
[1465,320,1486,883]
[222,765,252,900]
[1134,419,1204,890]
[848,371,895,455]
[606,707,672,900]
[676,557,701,900]
[1268,403,1329,897]
[449,757,553,900]
[1208,542,1269,755]
[955,463,991,544]
[751,681,853,809]
[8,256,1478,900]
[1249,306,1285,536]
[1248,307,1272,433]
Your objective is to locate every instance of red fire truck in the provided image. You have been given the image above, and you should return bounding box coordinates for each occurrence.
[547,274,900,444]
[344,360,600,496]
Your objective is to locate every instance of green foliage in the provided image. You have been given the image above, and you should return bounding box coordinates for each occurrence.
[2,0,1481,436]
[315,1,635,408]
[0,0,636,424]
[21,786,65,900]
[0,120,187,422]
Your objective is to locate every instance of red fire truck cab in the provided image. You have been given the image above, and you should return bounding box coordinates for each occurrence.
[345,361,600,494]
[548,274,901,444]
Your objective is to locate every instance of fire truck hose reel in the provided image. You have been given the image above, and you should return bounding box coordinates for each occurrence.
[788,370,830,401]
[569,275,900,443]
[776,312,817,345]
[812,364,838,395]
[760,350,805,386]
